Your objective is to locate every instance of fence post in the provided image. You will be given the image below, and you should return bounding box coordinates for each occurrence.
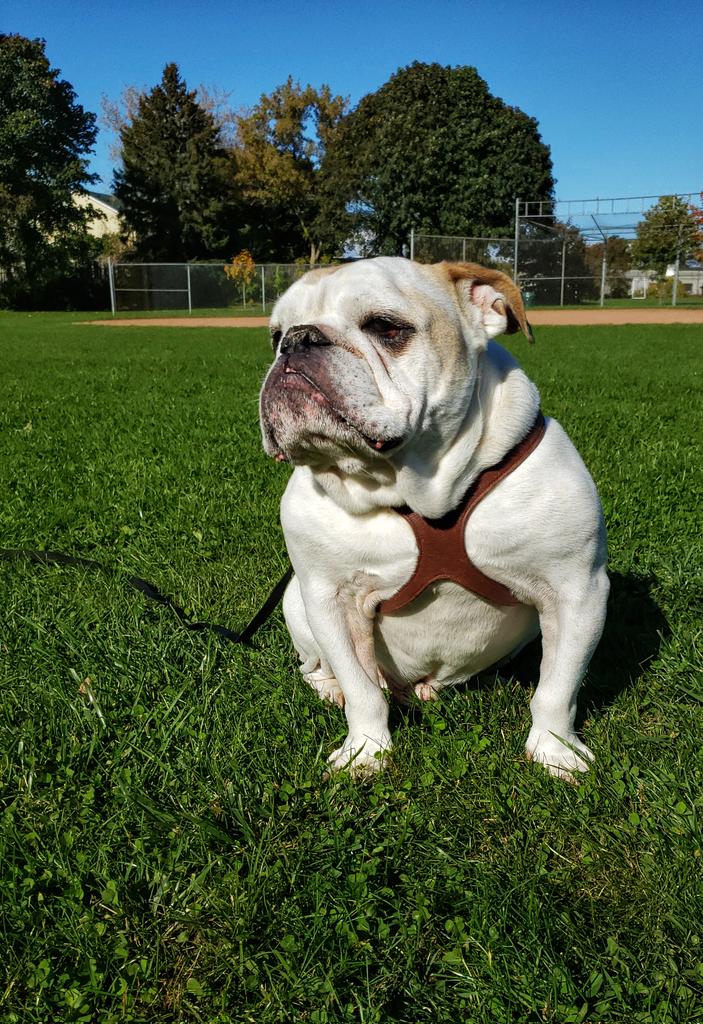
[671,227,682,307]
[107,257,117,316]
[672,251,680,307]
[560,237,566,307]
[186,264,192,314]
[599,242,607,308]
[410,228,415,261]
[261,265,266,314]
[462,238,467,262]
[513,197,520,281]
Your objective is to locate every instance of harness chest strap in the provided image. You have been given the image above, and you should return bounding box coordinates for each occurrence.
[378,411,547,614]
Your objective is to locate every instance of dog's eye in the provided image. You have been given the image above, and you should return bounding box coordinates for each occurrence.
[271,328,282,351]
[361,317,413,347]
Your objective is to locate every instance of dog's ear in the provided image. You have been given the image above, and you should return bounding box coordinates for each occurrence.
[442,261,534,343]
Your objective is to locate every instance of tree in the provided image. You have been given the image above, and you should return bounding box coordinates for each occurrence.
[113,64,239,261]
[631,195,702,275]
[224,249,256,305]
[102,82,238,156]
[0,34,99,301]
[319,62,555,255]
[584,235,632,297]
[234,78,348,263]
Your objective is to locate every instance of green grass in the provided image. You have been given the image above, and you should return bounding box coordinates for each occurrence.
[0,311,702,1023]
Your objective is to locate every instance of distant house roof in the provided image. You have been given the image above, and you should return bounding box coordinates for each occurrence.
[85,190,122,213]
[73,191,122,238]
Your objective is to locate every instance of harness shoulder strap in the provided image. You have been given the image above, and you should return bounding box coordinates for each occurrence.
[379,412,546,614]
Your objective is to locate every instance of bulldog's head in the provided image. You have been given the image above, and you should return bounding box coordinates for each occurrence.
[260,258,534,514]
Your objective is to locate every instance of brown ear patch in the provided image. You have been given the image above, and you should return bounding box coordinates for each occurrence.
[441,261,534,342]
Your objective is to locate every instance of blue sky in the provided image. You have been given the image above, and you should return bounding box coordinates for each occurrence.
[4,0,701,204]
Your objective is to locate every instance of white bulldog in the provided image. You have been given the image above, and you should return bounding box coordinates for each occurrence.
[260,258,608,780]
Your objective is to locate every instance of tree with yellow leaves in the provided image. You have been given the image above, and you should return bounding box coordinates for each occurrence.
[234,79,347,264]
[224,250,256,306]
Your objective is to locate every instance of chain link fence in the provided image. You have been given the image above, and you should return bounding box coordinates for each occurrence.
[411,191,703,307]
[107,191,703,315]
[516,235,600,306]
[411,233,630,307]
[411,234,515,266]
[108,261,320,316]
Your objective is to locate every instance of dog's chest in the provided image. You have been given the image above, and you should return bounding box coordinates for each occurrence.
[282,470,537,684]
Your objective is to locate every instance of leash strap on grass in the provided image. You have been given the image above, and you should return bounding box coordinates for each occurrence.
[0,548,293,645]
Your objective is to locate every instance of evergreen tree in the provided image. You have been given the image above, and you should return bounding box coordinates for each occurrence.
[114,64,239,260]
[320,62,555,256]
[0,34,98,300]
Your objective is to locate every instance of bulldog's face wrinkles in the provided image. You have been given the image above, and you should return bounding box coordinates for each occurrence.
[259,258,483,475]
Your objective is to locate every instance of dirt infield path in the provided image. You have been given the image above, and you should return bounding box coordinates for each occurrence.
[528,308,703,326]
[87,308,703,328]
[88,316,271,328]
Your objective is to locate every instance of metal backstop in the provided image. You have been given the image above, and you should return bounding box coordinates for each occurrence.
[411,191,703,307]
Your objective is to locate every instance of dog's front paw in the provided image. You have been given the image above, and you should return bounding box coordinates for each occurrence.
[326,735,391,779]
[525,730,594,782]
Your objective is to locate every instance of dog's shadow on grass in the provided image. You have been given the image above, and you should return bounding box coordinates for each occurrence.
[390,571,668,729]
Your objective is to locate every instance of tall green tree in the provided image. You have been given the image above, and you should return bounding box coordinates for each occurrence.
[693,194,703,262]
[113,64,239,260]
[0,34,98,299]
[631,195,702,275]
[234,79,348,263]
[320,62,555,256]
[584,235,632,297]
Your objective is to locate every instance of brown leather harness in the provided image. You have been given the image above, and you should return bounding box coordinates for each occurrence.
[379,411,547,614]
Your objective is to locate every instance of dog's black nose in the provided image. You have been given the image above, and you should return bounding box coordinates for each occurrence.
[280,324,332,355]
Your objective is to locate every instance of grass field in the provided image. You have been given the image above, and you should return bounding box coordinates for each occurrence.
[105,306,270,320]
[1,312,702,1023]
[92,290,703,320]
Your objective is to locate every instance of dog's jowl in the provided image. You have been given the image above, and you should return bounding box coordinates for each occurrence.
[260,258,608,781]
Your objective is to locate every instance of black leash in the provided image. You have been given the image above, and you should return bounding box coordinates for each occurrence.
[0,548,293,645]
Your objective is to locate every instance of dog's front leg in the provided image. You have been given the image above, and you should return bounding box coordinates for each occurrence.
[302,580,391,776]
[526,572,609,780]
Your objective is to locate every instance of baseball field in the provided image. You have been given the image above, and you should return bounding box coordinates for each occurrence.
[1,310,701,1022]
